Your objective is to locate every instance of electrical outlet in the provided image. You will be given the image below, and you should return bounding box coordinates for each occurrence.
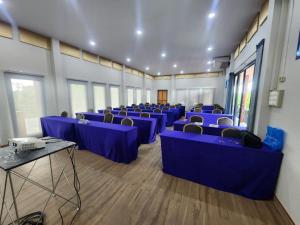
[279,76,286,83]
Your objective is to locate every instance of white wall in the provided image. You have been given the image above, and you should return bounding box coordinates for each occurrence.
[269,0,300,223]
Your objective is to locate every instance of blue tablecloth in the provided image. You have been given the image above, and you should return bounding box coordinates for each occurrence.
[41,116,77,142]
[99,110,166,133]
[160,130,283,200]
[75,121,138,164]
[79,112,156,144]
[190,109,213,113]
[173,120,244,136]
[186,112,233,124]
[41,116,138,164]
[202,105,215,110]
[178,106,186,117]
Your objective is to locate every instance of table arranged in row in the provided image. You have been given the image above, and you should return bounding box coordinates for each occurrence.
[41,116,138,164]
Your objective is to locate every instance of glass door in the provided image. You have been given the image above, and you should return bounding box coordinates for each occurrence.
[231,63,256,127]
[6,74,45,137]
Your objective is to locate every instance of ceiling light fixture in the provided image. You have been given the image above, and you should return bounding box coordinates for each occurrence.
[207,60,212,65]
[0,0,3,4]
[173,64,177,68]
[180,70,184,74]
[145,66,150,71]
[208,12,216,19]
[207,46,213,51]
[207,69,211,72]
[126,58,131,62]
[89,40,96,46]
[161,52,166,58]
[157,72,161,75]
[136,29,143,36]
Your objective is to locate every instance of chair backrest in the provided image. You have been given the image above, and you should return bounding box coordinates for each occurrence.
[170,105,176,109]
[121,117,134,126]
[76,113,85,120]
[183,123,203,134]
[103,109,111,114]
[190,115,204,123]
[217,117,233,126]
[134,108,142,112]
[140,112,150,118]
[118,111,127,116]
[103,113,114,123]
[106,106,112,110]
[212,109,223,114]
[145,106,151,109]
[194,107,202,112]
[153,108,162,113]
[120,105,125,108]
[162,106,169,111]
[221,128,242,139]
[61,111,68,117]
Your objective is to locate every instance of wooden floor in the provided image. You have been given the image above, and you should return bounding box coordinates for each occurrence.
[0,136,293,225]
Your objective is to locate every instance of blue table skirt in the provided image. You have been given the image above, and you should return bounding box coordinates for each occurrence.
[80,112,156,144]
[160,130,283,200]
[99,110,166,133]
[41,116,138,164]
[202,105,215,110]
[186,112,233,124]
[173,120,244,136]
[190,109,213,113]
[113,108,178,126]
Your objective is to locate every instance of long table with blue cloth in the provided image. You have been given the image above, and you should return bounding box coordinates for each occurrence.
[173,120,244,136]
[41,116,138,164]
[160,130,283,200]
[127,105,186,117]
[99,110,167,132]
[113,107,179,126]
[78,112,156,144]
[185,112,233,124]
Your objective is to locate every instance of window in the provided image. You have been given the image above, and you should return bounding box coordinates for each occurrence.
[176,89,187,105]
[68,80,88,117]
[6,74,45,137]
[110,86,120,108]
[136,89,142,104]
[231,64,256,127]
[146,90,151,103]
[127,88,134,106]
[93,83,106,111]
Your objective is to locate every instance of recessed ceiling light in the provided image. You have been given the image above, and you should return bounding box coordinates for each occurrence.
[173,64,177,68]
[207,60,212,65]
[126,58,131,62]
[0,0,3,4]
[208,12,216,19]
[145,66,150,71]
[157,72,161,75]
[89,40,96,46]
[161,52,166,58]
[180,70,184,74]
[136,29,143,36]
[207,69,211,72]
[207,46,213,51]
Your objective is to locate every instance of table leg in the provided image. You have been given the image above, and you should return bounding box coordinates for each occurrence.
[8,172,19,225]
[0,173,8,224]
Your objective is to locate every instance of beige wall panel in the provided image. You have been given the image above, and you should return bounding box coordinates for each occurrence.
[112,62,122,71]
[20,28,51,49]
[239,36,247,52]
[60,42,81,58]
[259,0,269,26]
[247,16,259,42]
[99,57,112,68]
[0,21,12,39]
[82,51,98,63]
[234,46,240,59]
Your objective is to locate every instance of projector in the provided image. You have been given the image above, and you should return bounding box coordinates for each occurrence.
[9,137,46,152]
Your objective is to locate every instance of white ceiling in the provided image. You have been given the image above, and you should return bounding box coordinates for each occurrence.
[0,0,263,75]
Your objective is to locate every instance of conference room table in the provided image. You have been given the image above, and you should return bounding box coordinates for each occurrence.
[79,112,156,144]
[186,112,233,124]
[99,110,167,132]
[190,109,213,113]
[173,120,245,136]
[160,130,283,200]
[113,107,179,126]
[41,116,138,164]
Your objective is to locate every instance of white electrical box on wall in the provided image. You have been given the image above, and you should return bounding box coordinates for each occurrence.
[269,90,284,107]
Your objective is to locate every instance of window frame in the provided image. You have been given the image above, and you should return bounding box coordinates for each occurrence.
[5,73,46,137]
[92,82,106,111]
[146,89,151,103]
[67,79,89,117]
[126,86,135,106]
[135,88,142,104]
[109,85,120,108]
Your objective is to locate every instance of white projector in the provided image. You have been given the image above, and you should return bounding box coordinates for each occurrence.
[9,137,46,152]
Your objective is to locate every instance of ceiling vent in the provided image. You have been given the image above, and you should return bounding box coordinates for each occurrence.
[212,56,230,70]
